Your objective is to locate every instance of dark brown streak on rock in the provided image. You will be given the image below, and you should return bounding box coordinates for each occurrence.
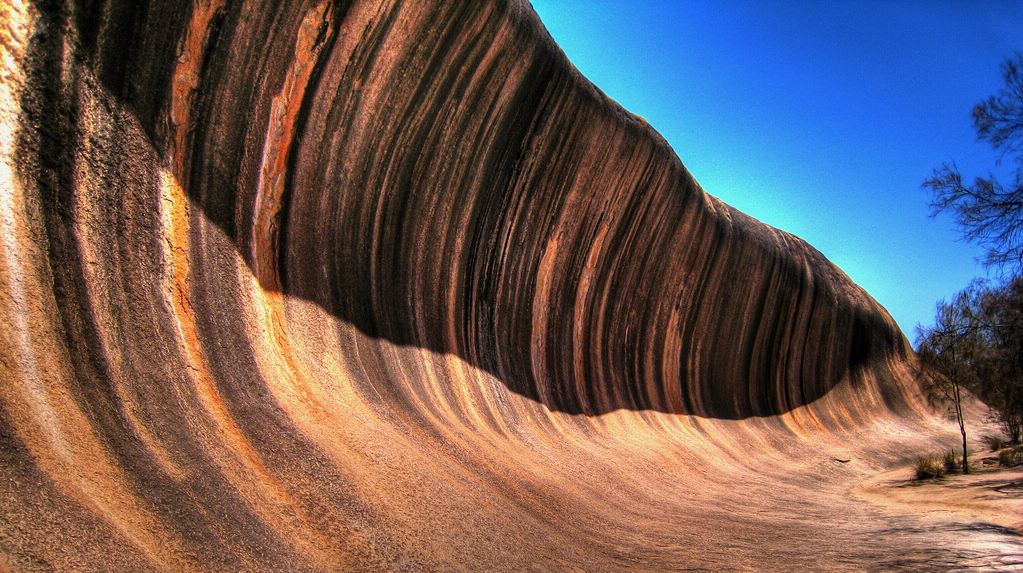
[278,3,343,292]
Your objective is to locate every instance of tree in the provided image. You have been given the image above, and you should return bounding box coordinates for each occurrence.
[916,283,987,473]
[924,52,1023,274]
[920,52,1023,451]
[977,277,1023,443]
[918,278,1023,453]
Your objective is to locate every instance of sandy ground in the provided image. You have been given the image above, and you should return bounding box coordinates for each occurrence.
[852,450,1023,570]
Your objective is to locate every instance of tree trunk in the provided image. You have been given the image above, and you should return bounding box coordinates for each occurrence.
[953,380,969,474]
[961,424,969,474]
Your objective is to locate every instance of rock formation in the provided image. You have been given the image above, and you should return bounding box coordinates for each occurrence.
[0,1,968,570]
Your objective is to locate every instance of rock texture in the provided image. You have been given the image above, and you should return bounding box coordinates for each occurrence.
[0,1,993,571]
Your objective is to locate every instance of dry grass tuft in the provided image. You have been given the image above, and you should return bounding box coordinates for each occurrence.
[914,456,946,480]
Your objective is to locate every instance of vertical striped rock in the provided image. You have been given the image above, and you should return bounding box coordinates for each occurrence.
[0,1,962,571]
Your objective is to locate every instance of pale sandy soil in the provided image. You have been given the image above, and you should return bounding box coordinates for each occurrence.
[852,451,1023,570]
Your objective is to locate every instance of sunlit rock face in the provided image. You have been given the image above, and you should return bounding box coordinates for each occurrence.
[0,1,943,570]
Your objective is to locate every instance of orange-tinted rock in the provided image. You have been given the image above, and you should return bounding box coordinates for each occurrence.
[0,1,983,571]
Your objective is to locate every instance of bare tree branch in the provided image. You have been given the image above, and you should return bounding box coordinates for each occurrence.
[925,52,1023,275]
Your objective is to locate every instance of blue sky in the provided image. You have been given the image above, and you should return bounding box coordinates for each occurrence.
[529,0,1023,339]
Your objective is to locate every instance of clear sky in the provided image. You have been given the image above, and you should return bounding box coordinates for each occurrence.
[529,0,1023,340]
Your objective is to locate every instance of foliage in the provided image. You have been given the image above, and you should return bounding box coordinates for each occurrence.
[942,450,961,473]
[916,284,983,474]
[914,456,946,480]
[984,434,1004,451]
[919,53,1023,467]
[997,446,1022,467]
[924,52,1023,274]
[917,278,1023,459]
[976,277,1023,444]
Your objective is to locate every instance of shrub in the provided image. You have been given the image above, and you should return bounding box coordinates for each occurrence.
[998,446,1023,467]
[984,435,1004,452]
[1004,411,1022,445]
[915,456,946,480]
[943,450,961,473]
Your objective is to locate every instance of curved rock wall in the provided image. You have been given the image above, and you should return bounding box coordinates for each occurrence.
[1,1,937,570]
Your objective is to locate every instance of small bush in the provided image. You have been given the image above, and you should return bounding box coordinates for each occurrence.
[998,447,1023,467]
[915,456,946,480]
[943,450,961,473]
[984,435,1004,452]
[1001,412,1021,446]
